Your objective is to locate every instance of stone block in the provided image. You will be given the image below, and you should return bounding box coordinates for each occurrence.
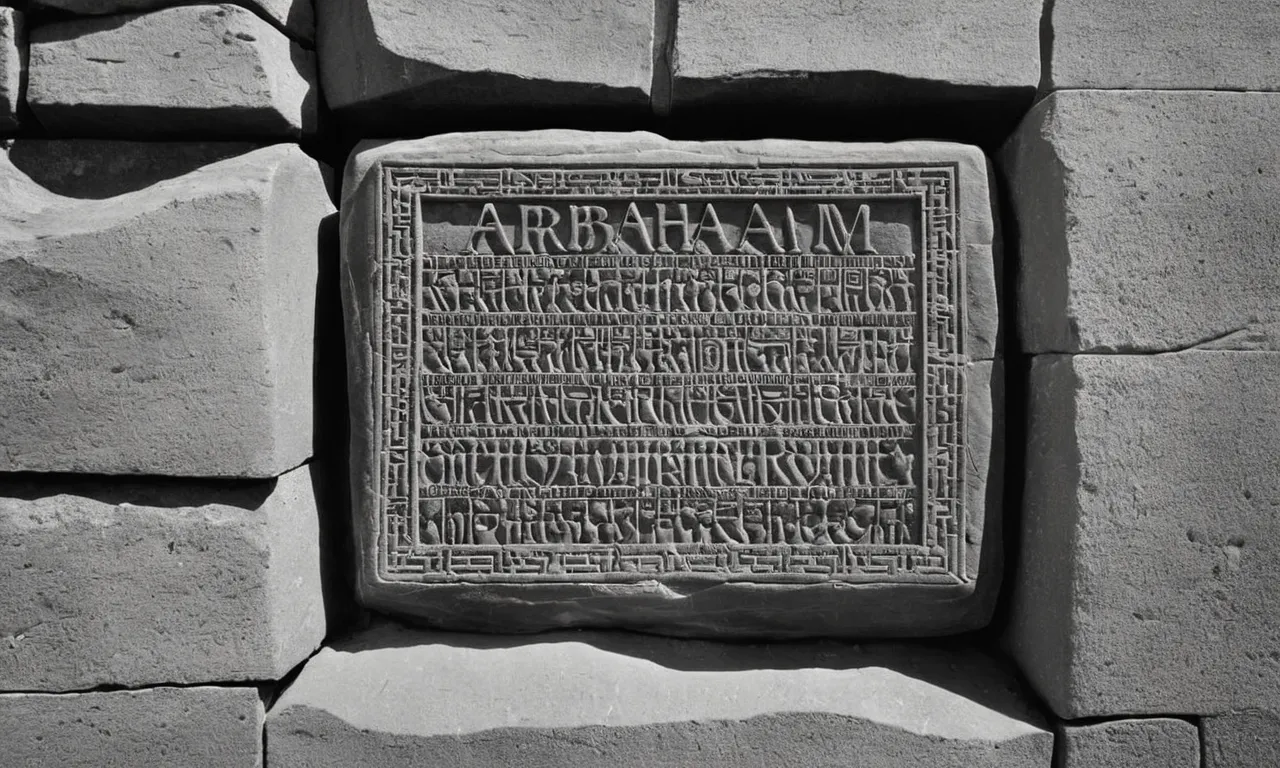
[1050,0,1280,90]
[1203,710,1280,767]
[0,463,325,691]
[28,4,316,138]
[1009,352,1280,718]
[0,7,22,133]
[316,0,652,123]
[1002,90,1280,354]
[0,142,333,477]
[33,0,314,43]
[0,686,263,768]
[1058,719,1199,768]
[341,131,1002,637]
[266,624,1053,767]
[670,0,1040,134]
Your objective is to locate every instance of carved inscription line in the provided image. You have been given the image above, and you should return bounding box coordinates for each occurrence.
[375,165,965,584]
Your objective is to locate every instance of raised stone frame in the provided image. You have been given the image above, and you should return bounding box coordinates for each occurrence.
[342,133,999,637]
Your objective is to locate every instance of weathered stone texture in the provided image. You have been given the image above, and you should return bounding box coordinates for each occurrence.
[33,0,315,42]
[671,0,1040,112]
[0,7,22,132]
[1050,0,1280,90]
[28,4,316,137]
[267,625,1052,768]
[1003,90,1280,354]
[0,463,325,692]
[0,686,263,768]
[1203,710,1280,767]
[1009,352,1280,718]
[1058,719,1200,768]
[342,131,1002,638]
[0,143,333,477]
[316,0,652,119]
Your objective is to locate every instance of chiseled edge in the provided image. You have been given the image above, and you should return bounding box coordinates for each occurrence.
[341,131,999,637]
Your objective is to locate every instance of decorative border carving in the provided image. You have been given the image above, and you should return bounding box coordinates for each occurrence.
[373,164,966,584]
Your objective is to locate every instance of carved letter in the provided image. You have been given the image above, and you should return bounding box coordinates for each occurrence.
[613,202,656,253]
[655,203,693,253]
[518,205,567,255]
[812,204,876,255]
[569,205,614,252]
[736,203,785,254]
[466,202,514,255]
[691,203,732,254]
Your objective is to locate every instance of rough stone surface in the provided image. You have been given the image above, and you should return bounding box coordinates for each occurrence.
[671,0,1039,131]
[33,0,314,42]
[6,139,263,199]
[0,143,333,477]
[1050,0,1280,90]
[342,131,1002,638]
[267,624,1052,768]
[316,0,652,120]
[28,4,317,138]
[1058,719,1200,768]
[1203,710,1280,767]
[0,686,263,768]
[0,463,325,692]
[1002,90,1280,354]
[0,7,22,132]
[1009,352,1280,718]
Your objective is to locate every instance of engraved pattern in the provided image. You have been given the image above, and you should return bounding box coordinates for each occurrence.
[375,165,966,584]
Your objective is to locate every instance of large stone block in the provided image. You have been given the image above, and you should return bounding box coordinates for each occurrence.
[1203,710,1280,767]
[0,463,325,691]
[0,142,333,477]
[1050,0,1280,90]
[32,0,314,43]
[1009,352,1280,717]
[267,625,1053,767]
[1002,90,1280,354]
[0,7,22,133]
[342,131,1002,637]
[0,686,263,768]
[1058,719,1199,768]
[28,4,317,138]
[670,0,1040,134]
[316,0,652,123]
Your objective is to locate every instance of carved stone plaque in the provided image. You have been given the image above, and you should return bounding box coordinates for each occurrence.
[342,132,1001,637]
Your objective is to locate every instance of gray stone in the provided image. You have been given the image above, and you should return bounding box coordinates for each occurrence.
[342,131,1002,638]
[1002,90,1280,354]
[1050,0,1280,90]
[33,0,314,43]
[0,463,325,691]
[316,0,652,121]
[1058,719,1199,768]
[266,624,1053,768]
[0,143,333,477]
[0,686,263,768]
[670,0,1039,127]
[1009,352,1280,718]
[6,139,263,199]
[0,7,22,133]
[28,4,316,138]
[1203,710,1280,767]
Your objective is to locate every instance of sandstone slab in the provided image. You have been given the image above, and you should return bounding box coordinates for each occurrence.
[316,0,652,123]
[0,686,263,768]
[1009,352,1280,718]
[0,142,333,477]
[670,0,1039,134]
[0,463,325,691]
[1050,0,1280,90]
[342,131,1002,637]
[33,0,315,42]
[28,4,316,138]
[267,624,1052,767]
[0,7,22,133]
[1203,710,1280,767]
[1058,719,1199,768]
[1002,90,1280,354]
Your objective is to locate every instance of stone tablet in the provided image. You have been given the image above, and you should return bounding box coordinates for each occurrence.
[341,132,1000,637]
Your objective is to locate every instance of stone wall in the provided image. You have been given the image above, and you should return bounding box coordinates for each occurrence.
[0,1,1276,766]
